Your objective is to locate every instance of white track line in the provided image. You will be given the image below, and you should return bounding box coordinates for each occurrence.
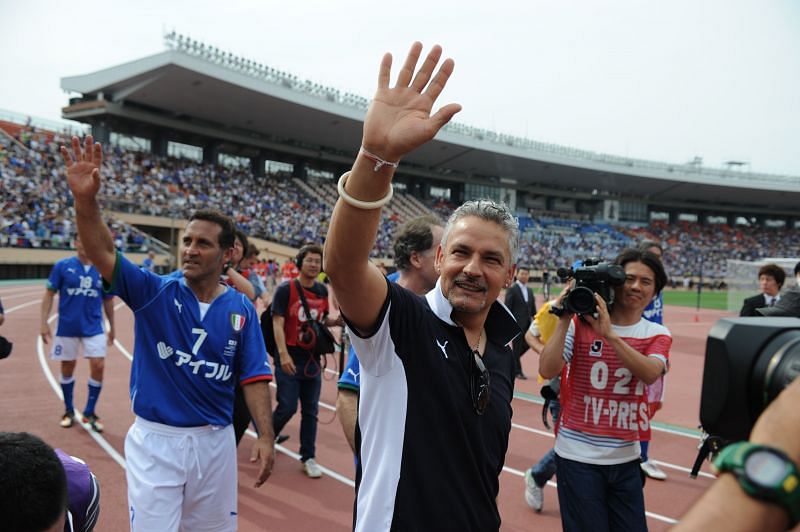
[0,286,46,296]
[4,299,43,313]
[244,428,355,487]
[0,289,47,301]
[35,312,127,469]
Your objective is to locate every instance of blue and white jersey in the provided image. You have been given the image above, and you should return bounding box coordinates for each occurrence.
[47,256,109,337]
[338,345,361,392]
[337,270,399,393]
[642,292,664,325]
[107,253,272,427]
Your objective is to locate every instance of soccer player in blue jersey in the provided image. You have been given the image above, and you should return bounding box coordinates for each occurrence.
[41,234,115,432]
[61,136,275,532]
[336,215,443,453]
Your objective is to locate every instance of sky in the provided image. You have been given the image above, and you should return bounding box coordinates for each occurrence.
[2,0,799,176]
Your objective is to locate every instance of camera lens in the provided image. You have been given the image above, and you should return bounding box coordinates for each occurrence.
[761,331,800,406]
[567,286,596,315]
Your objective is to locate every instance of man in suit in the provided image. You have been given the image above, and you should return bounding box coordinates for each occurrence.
[505,267,536,379]
[740,263,785,316]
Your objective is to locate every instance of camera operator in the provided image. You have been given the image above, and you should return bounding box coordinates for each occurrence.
[539,248,671,532]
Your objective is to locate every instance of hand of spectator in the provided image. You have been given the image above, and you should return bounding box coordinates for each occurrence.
[40,323,51,344]
[361,42,461,164]
[60,136,103,201]
[250,436,275,488]
[280,353,296,375]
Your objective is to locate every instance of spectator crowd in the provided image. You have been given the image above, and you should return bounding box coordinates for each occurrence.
[3,124,799,280]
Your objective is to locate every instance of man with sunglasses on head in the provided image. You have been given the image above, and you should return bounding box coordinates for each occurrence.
[324,42,520,532]
[539,248,672,532]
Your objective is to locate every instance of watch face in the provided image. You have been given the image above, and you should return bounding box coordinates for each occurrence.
[745,450,791,487]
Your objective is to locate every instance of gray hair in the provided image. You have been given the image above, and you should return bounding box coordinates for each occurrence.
[441,200,519,265]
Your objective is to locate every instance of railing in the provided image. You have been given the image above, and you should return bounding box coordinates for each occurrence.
[0,107,88,136]
[163,31,799,186]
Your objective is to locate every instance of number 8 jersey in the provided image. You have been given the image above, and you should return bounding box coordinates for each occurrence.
[556,317,671,464]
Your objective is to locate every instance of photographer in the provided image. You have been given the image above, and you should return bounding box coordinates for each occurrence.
[539,248,671,532]
[271,244,341,479]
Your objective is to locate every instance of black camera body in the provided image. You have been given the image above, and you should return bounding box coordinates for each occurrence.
[700,317,800,443]
[556,259,626,315]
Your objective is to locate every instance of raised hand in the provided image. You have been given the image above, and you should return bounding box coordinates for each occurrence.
[60,135,103,201]
[362,42,462,163]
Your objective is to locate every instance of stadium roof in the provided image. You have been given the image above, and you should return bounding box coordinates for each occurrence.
[61,33,800,215]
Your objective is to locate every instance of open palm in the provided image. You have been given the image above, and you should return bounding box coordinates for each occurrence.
[362,43,461,163]
[61,135,103,200]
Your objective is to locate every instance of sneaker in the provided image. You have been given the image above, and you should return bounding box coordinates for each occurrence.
[60,411,74,428]
[640,460,667,480]
[524,469,544,512]
[275,434,290,445]
[82,413,104,433]
[303,458,322,479]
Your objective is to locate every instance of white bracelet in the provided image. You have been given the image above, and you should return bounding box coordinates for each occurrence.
[337,171,393,210]
[359,147,399,172]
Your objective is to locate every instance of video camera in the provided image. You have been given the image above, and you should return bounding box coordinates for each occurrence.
[556,258,626,316]
[691,317,800,476]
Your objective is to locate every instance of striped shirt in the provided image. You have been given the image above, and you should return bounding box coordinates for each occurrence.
[555,317,671,464]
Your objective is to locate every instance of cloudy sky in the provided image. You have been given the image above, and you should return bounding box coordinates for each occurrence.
[2,0,798,175]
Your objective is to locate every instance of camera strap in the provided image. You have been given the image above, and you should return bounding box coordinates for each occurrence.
[294,279,316,325]
[690,433,726,478]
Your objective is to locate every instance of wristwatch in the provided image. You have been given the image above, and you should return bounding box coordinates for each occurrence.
[713,442,800,528]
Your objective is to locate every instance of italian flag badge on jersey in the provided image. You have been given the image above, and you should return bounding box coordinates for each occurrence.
[230,313,246,332]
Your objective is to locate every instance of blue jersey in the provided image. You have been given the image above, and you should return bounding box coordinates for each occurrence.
[642,292,664,324]
[338,344,361,391]
[47,257,109,337]
[337,271,400,392]
[107,253,272,427]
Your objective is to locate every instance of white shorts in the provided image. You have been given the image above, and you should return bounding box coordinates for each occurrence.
[51,333,107,361]
[125,417,237,532]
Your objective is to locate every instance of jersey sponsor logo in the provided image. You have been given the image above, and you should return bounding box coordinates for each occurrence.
[436,339,449,359]
[174,298,183,314]
[65,275,100,297]
[67,267,76,273]
[230,313,246,332]
[157,341,174,359]
[223,339,237,358]
[155,329,234,381]
[347,367,360,384]
[589,339,604,357]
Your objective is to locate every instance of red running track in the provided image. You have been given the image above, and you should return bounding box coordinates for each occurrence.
[0,282,725,531]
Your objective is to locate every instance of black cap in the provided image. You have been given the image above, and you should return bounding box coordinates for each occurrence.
[756,287,800,317]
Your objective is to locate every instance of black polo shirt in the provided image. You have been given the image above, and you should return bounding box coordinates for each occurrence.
[347,278,519,532]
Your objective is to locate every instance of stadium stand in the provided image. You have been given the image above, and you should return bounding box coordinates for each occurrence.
[3,118,799,282]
